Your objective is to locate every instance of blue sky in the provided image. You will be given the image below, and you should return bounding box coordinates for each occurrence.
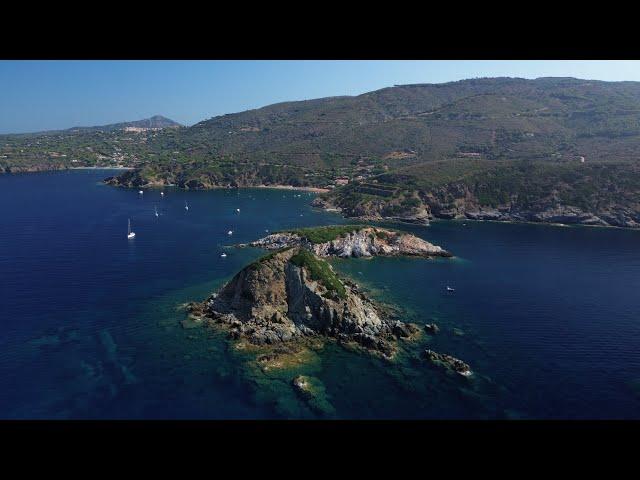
[1,60,640,134]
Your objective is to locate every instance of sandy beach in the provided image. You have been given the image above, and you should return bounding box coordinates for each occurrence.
[255,184,329,193]
[71,166,133,170]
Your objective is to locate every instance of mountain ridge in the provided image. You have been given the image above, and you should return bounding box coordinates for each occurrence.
[37,115,182,135]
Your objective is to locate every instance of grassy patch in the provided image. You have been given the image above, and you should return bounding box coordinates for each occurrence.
[283,225,369,244]
[289,249,346,299]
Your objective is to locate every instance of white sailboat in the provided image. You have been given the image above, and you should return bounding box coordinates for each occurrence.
[127,219,136,239]
[236,208,240,213]
[138,190,143,195]
[154,206,159,218]
[227,230,233,235]
[160,191,164,197]
[185,201,189,211]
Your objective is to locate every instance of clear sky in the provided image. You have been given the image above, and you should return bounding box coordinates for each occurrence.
[1,60,640,134]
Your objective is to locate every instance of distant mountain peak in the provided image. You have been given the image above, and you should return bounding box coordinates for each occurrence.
[3,115,183,136]
[117,115,182,131]
[66,115,182,133]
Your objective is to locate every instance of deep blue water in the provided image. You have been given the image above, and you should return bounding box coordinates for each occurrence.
[1,170,639,419]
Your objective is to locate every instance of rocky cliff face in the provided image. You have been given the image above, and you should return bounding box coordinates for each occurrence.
[190,247,418,358]
[247,227,452,258]
[314,185,640,229]
[104,166,315,190]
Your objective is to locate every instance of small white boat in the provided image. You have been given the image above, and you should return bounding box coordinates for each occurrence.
[446,286,455,292]
[154,206,159,218]
[236,208,240,213]
[227,230,233,235]
[265,229,269,233]
[220,253,227,258]
[185,201,189,211]
[127,219,136,239]
[138,190,143,195]
[160,192,164,196]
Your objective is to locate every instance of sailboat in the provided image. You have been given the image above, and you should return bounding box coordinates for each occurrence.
[185,201,189,211]
[160,191,164,197]
[127,219,136,239]
[154,206,159,218]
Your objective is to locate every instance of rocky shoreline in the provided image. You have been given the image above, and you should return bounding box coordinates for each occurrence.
[103,168,326,192]
[311,196,640,229]
[243,226,452,259]
[2,164,130,174]
[424,349,472,377]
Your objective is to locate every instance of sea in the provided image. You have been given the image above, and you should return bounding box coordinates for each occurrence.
[1,169,639,419]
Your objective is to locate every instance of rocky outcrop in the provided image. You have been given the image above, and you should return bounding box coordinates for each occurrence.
[424,349,472,377]
[191,247,419,359]
[246,226,452,258]
[247,232,302,251]
[292,375,336,417]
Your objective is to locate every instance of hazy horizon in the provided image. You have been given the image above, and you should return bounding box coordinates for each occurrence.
[2,60,640,134]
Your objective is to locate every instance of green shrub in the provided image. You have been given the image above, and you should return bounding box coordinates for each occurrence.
[290,249,346,299]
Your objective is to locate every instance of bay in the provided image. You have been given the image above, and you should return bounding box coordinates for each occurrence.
[1,170,639,419]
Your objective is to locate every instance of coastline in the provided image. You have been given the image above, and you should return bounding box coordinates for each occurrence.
[312,207,640,231]
[254,184,330,193]
[22,166,636,231]
[0,165,134,175]
[71,166,133,170]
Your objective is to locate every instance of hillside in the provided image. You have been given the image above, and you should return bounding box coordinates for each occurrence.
[108,77,640,189]
[142,77,640,170]
[3,77,640,226]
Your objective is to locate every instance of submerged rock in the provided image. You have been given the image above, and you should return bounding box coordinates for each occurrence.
[180,316,203,329]
[245,226,452,258]
[196,247,414,359]
[424,349,472,377]
[292,375,313,397]
[292,375,336,417]
[424,323,440,334]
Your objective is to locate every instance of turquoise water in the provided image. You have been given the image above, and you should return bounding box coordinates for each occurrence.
[1,169,640,419]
